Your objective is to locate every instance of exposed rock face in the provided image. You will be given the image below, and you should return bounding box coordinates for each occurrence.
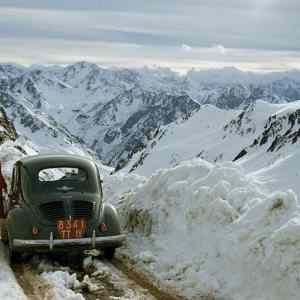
[0,106,17,145]
[0,91,80,144]
[223,103,258,136]
[85,88,200,167]
[233,106,300,161]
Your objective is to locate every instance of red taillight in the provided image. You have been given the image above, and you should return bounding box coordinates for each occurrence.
[100,223,108,232]
[32,227,39,236]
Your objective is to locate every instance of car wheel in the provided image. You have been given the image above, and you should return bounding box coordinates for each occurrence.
[103,247,115,260]
[6,233,19,264]
[1,221,9,244]
[8,244,20,264]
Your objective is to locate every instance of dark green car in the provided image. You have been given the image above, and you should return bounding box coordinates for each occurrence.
[1,154,126,260]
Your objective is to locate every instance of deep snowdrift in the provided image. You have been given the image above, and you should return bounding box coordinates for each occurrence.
[119,159,300,300]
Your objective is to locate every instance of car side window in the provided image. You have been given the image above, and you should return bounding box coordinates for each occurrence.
[10,167,18,196]
[9,165,23,206]
[9,167,15,195]
[96,167,103,199]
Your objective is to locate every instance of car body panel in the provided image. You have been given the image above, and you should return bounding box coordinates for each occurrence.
[5,154,125,254]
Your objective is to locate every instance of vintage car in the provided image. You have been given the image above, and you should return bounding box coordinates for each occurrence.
[1,154,126,261]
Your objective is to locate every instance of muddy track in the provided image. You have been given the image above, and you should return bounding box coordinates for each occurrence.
[12,254,189,300]
[111,255,188,300]
[12,261,55,300]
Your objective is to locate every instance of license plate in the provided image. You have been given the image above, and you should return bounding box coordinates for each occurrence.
[56,219,87,239]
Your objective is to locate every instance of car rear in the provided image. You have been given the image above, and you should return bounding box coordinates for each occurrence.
[6,155,125,256]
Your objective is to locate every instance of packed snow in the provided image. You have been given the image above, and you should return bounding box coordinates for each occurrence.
[0,243,26,300]
[119,159,300,300]
[41,271,84,300]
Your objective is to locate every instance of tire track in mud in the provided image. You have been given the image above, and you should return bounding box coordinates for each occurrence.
[12,254,188,300]
[111,255,188,300]
[12,261,55,300]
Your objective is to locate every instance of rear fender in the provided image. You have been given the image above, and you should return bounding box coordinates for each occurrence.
[7,206,34,240]
[101,203,121,235]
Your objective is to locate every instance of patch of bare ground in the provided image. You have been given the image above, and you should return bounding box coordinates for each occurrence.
[12,261,55,300]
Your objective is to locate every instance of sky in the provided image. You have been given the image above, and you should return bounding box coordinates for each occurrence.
[0,0,300,72]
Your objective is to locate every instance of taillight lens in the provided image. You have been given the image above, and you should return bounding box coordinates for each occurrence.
[100,223,108,232]
[32,227,39,236]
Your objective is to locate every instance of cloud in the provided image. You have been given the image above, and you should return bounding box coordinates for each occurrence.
[0,37,300,73]
[212,44,227,55]
[181,44,192,52]
[0,1,299,71]
[1,4,300,52]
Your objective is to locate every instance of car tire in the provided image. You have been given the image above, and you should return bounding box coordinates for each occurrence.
[103,247,115,260]
[8,244,19,264]
[1,221,9,244]
[0,223,16,264]
[6,232,19,264]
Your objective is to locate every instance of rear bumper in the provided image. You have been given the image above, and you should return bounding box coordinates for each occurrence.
[12,233,126,252]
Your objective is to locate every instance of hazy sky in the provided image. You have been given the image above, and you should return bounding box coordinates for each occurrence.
[1,0,300,72]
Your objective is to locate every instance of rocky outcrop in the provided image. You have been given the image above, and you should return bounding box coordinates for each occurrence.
[234,107,300,161]
[86,87,200,167]
[0,106,17,145]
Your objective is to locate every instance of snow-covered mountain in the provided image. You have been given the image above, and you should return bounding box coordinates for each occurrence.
[0,62,200,168]
[1,62,300,171]
[125,100,300,186]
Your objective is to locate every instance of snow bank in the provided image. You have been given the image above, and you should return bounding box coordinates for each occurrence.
[0,140,34,177]
[0,243,26,300]
[119,159,300,300]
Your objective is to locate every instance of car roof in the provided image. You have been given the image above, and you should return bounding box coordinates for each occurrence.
[17,154,96,171]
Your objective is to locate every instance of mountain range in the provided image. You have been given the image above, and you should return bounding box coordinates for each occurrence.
[1,62,300,173]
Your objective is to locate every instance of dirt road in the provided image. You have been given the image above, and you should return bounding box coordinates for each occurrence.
[12,253,188,300]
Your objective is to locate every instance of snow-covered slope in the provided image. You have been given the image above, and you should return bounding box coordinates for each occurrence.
[236,101,300,164]
[0,89,93,159]
[126,100,300,178]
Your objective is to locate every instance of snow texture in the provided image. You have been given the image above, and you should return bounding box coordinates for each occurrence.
[41,271,84,300]
[125,100,300,176]
[120,159,300,300]
[0,243,27,300]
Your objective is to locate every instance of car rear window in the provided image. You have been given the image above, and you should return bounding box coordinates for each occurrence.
[38,167,87,182]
